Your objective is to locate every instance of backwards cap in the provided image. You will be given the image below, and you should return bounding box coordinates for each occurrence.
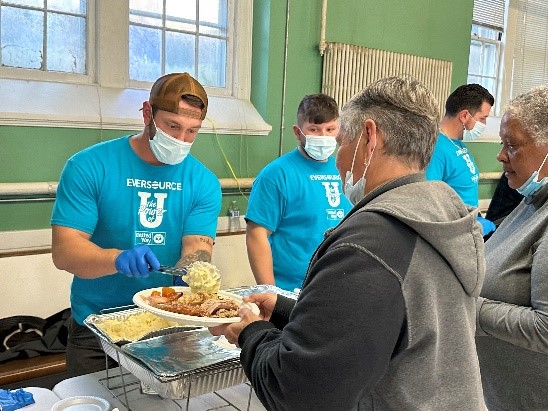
[149,72,208,120]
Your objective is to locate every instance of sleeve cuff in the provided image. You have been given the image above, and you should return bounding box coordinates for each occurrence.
[238,320,276,347]
[270,295,295,329]
[475,296,489,337]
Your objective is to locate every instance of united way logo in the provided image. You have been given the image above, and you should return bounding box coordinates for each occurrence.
[327,209,345,220]
[137,191,167,228]
[321,182,342,207]
[135,231,166,245]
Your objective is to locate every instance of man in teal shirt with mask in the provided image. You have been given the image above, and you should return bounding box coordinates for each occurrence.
[245,94,352,292]
[51,73,221,377]
[426,83,496,235]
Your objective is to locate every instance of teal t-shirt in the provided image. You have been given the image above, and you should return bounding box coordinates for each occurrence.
[245,148,352,292]
[51,136,221,324]
[426,133,480,207]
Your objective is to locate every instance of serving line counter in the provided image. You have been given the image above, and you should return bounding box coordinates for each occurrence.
[37,285,295,411]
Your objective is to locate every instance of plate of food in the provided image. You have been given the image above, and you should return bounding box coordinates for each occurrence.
[133,286,259,327]
[133,261,259,327]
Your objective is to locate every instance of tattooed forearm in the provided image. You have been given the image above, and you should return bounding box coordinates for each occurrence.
[178,250,212,266]
[199,237,214,246]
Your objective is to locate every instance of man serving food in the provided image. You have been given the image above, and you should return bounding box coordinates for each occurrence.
[51,72,221,377]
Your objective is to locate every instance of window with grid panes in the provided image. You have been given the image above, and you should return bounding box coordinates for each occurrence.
[469,0,548,116]
[509,0,548,99]
[0,0,269,134]
[129,0,228,90]
[0,0,87,75]
[467,0,505,113]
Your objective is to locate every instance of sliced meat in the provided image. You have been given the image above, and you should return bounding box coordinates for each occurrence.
[201,299,239,316]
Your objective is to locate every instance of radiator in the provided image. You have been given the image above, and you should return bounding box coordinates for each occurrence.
[321,42,452,118]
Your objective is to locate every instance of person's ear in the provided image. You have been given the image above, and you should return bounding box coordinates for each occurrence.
[363,119,378,157]
[293,125,303,140]
[458,109,470,125]
[142,101,153,125]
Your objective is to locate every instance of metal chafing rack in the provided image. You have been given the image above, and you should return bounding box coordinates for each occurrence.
[84,285,297,410]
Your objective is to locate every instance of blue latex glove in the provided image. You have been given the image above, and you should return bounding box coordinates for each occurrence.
[115,245,160,278]
[174,275,188,286]
[477,216,496,236]
[0,388,35,411]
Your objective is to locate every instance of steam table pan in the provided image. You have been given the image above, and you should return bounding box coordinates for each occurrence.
[85,308,245,399]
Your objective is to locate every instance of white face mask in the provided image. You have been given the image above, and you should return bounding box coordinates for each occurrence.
[303,135,337,161]
[343,132,375,206]
[149,119,193,165]
[297,126,337,161]
[463,114,486,141]
[516,152,548,197]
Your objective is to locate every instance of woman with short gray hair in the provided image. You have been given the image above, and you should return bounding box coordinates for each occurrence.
[476,84,548,411]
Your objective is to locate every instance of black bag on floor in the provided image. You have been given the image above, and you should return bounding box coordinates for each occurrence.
[0,308,70,364]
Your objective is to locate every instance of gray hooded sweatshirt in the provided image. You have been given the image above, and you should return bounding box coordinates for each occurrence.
[238,173,487,410]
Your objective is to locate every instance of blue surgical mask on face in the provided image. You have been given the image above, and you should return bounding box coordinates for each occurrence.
[299,128,337,161]
[149,119,192,165]
[516,152,548,197]
[463,114,486,142]
[344,169,366,206]
[343,132,375,206]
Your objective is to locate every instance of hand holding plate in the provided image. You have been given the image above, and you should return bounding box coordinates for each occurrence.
[209,306,261,346]
[243,292,277,321]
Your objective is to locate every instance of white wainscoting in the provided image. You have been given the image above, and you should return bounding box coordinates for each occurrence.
[0,253,73,318]
[0,219,255,319]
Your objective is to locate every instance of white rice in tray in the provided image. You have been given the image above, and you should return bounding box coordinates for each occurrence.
[96,311,179,342]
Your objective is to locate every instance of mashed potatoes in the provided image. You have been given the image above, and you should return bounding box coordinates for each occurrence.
[96,311,179,342]
[182,261,221,294]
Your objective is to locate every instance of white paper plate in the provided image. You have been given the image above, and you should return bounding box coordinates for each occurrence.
[132,286,259,327]
[52,396,109,411]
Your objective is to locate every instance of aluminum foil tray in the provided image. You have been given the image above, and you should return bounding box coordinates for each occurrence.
[86,308,247,399]
[102,337,245,399]
[121,329,241,379]
[84,307,198,345]
[227,284,298,299]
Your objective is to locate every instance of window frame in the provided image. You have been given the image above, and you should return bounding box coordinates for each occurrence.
[0,0,271,135]
[497,0,516,119]
[468,31,502,114]
[466,26,505,142]
[467,0,506,141]
[0,0,94,84]
[472,0,548,142]
[128,1,233,93]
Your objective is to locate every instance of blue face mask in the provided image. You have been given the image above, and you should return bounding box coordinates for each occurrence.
[304,136,337,160]
[463,114,486,142]
[149,119,192,165]
[343,132,375,206]
[516,152,548,197]
[298,127,337,161]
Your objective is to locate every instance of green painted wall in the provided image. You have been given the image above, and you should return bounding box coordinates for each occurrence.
[2,0,499,232]
[325,0,474,90]
[259,0,476,157]
[468,142,503,200]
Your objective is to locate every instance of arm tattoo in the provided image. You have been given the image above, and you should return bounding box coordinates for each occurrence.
[178,249,212,266]
[199,237,214,246]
